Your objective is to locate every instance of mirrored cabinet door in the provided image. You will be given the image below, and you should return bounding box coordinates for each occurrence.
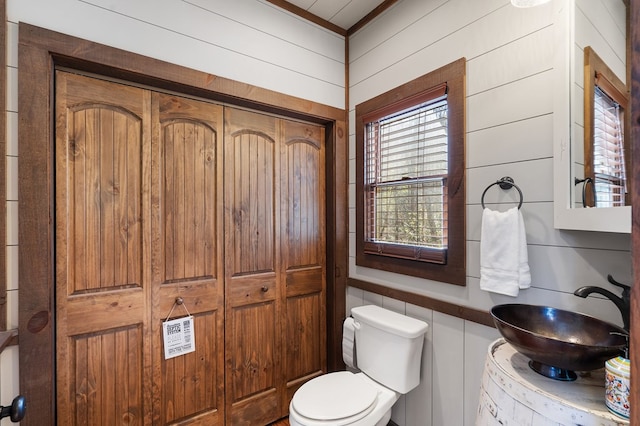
[554,0,631,233]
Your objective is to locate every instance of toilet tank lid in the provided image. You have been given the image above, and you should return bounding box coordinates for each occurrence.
[351,305,428,338]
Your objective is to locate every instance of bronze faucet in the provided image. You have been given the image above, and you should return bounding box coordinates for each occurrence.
[574,274,630,331]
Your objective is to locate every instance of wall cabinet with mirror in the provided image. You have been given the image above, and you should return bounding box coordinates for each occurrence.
[554,0,630,232]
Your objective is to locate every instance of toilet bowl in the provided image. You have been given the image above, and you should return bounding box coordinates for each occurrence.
[289,371,398,426]
[288,305,428,426]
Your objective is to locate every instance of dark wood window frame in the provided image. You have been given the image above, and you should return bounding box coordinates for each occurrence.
[355,58,466,285]
[18,23,348,425]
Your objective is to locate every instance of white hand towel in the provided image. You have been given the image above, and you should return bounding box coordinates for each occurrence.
[480,207,531,297]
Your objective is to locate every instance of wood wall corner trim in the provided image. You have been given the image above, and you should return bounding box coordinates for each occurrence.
[265,0,347,36]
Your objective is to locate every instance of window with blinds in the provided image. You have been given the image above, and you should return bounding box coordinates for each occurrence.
[355,58,466,285]
[583,46,630,208]
[593,85,626,207]
[363,89,448,263]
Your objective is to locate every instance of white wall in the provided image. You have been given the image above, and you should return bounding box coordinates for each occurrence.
[3,0,345,423]
[7,0,345,109]
[348,0,631,425]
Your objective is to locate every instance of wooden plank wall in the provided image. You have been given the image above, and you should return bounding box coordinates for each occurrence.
[348,0,632,424]
[7,0,345,109]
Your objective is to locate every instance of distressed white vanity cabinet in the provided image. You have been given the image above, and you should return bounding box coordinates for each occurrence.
[477,339,629,425]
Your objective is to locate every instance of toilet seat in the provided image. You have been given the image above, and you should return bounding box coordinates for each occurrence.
[291,371,378,424]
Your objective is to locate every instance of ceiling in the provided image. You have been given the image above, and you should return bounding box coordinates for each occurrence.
[282,0,389,31]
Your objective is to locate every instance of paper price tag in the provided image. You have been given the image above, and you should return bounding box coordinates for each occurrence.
[163,316,195,360]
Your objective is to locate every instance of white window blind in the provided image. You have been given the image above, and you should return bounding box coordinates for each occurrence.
[363,92,448,263]
[593,85,626,207]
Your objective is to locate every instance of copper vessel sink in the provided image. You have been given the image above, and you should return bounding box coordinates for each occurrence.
[490,304,627,381]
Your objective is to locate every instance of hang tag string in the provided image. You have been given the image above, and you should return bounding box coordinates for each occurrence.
[165,297,192,322]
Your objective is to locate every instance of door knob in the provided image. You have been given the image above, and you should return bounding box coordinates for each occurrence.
[0,395,26,422]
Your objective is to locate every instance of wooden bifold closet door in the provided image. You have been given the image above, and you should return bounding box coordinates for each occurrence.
[223,108,326,424]
[150,90,226,425]
[54,71,325,425]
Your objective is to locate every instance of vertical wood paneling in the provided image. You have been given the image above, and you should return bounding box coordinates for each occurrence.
[84,108,100,291]
[87,333,102,422]
[127,115,142,287]
[286,139,321,267]
[68,104,143,294]
[285,294,322,381]
[72,326,142,425]
[463,321,500,426]
[74,335,88,424]
[229,131,275,275]
[162,119,217,282]
[404,304,433,426]
[230,304,277,399]
[98,109,115,288]
[162,312,218,424]
[432,312,464,426]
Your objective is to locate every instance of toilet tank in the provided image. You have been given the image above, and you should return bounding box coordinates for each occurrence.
[351,305,428,394]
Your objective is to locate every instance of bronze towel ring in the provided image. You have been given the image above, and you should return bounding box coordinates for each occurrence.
[481,176,523,209]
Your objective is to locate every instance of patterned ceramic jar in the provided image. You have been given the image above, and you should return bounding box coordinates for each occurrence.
[605,355,630,419]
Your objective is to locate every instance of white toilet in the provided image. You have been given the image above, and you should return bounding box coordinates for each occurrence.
[289,305,429,426]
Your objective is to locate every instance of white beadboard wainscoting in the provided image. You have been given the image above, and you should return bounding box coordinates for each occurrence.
[348,0,631,425]
[346,287,500,426]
